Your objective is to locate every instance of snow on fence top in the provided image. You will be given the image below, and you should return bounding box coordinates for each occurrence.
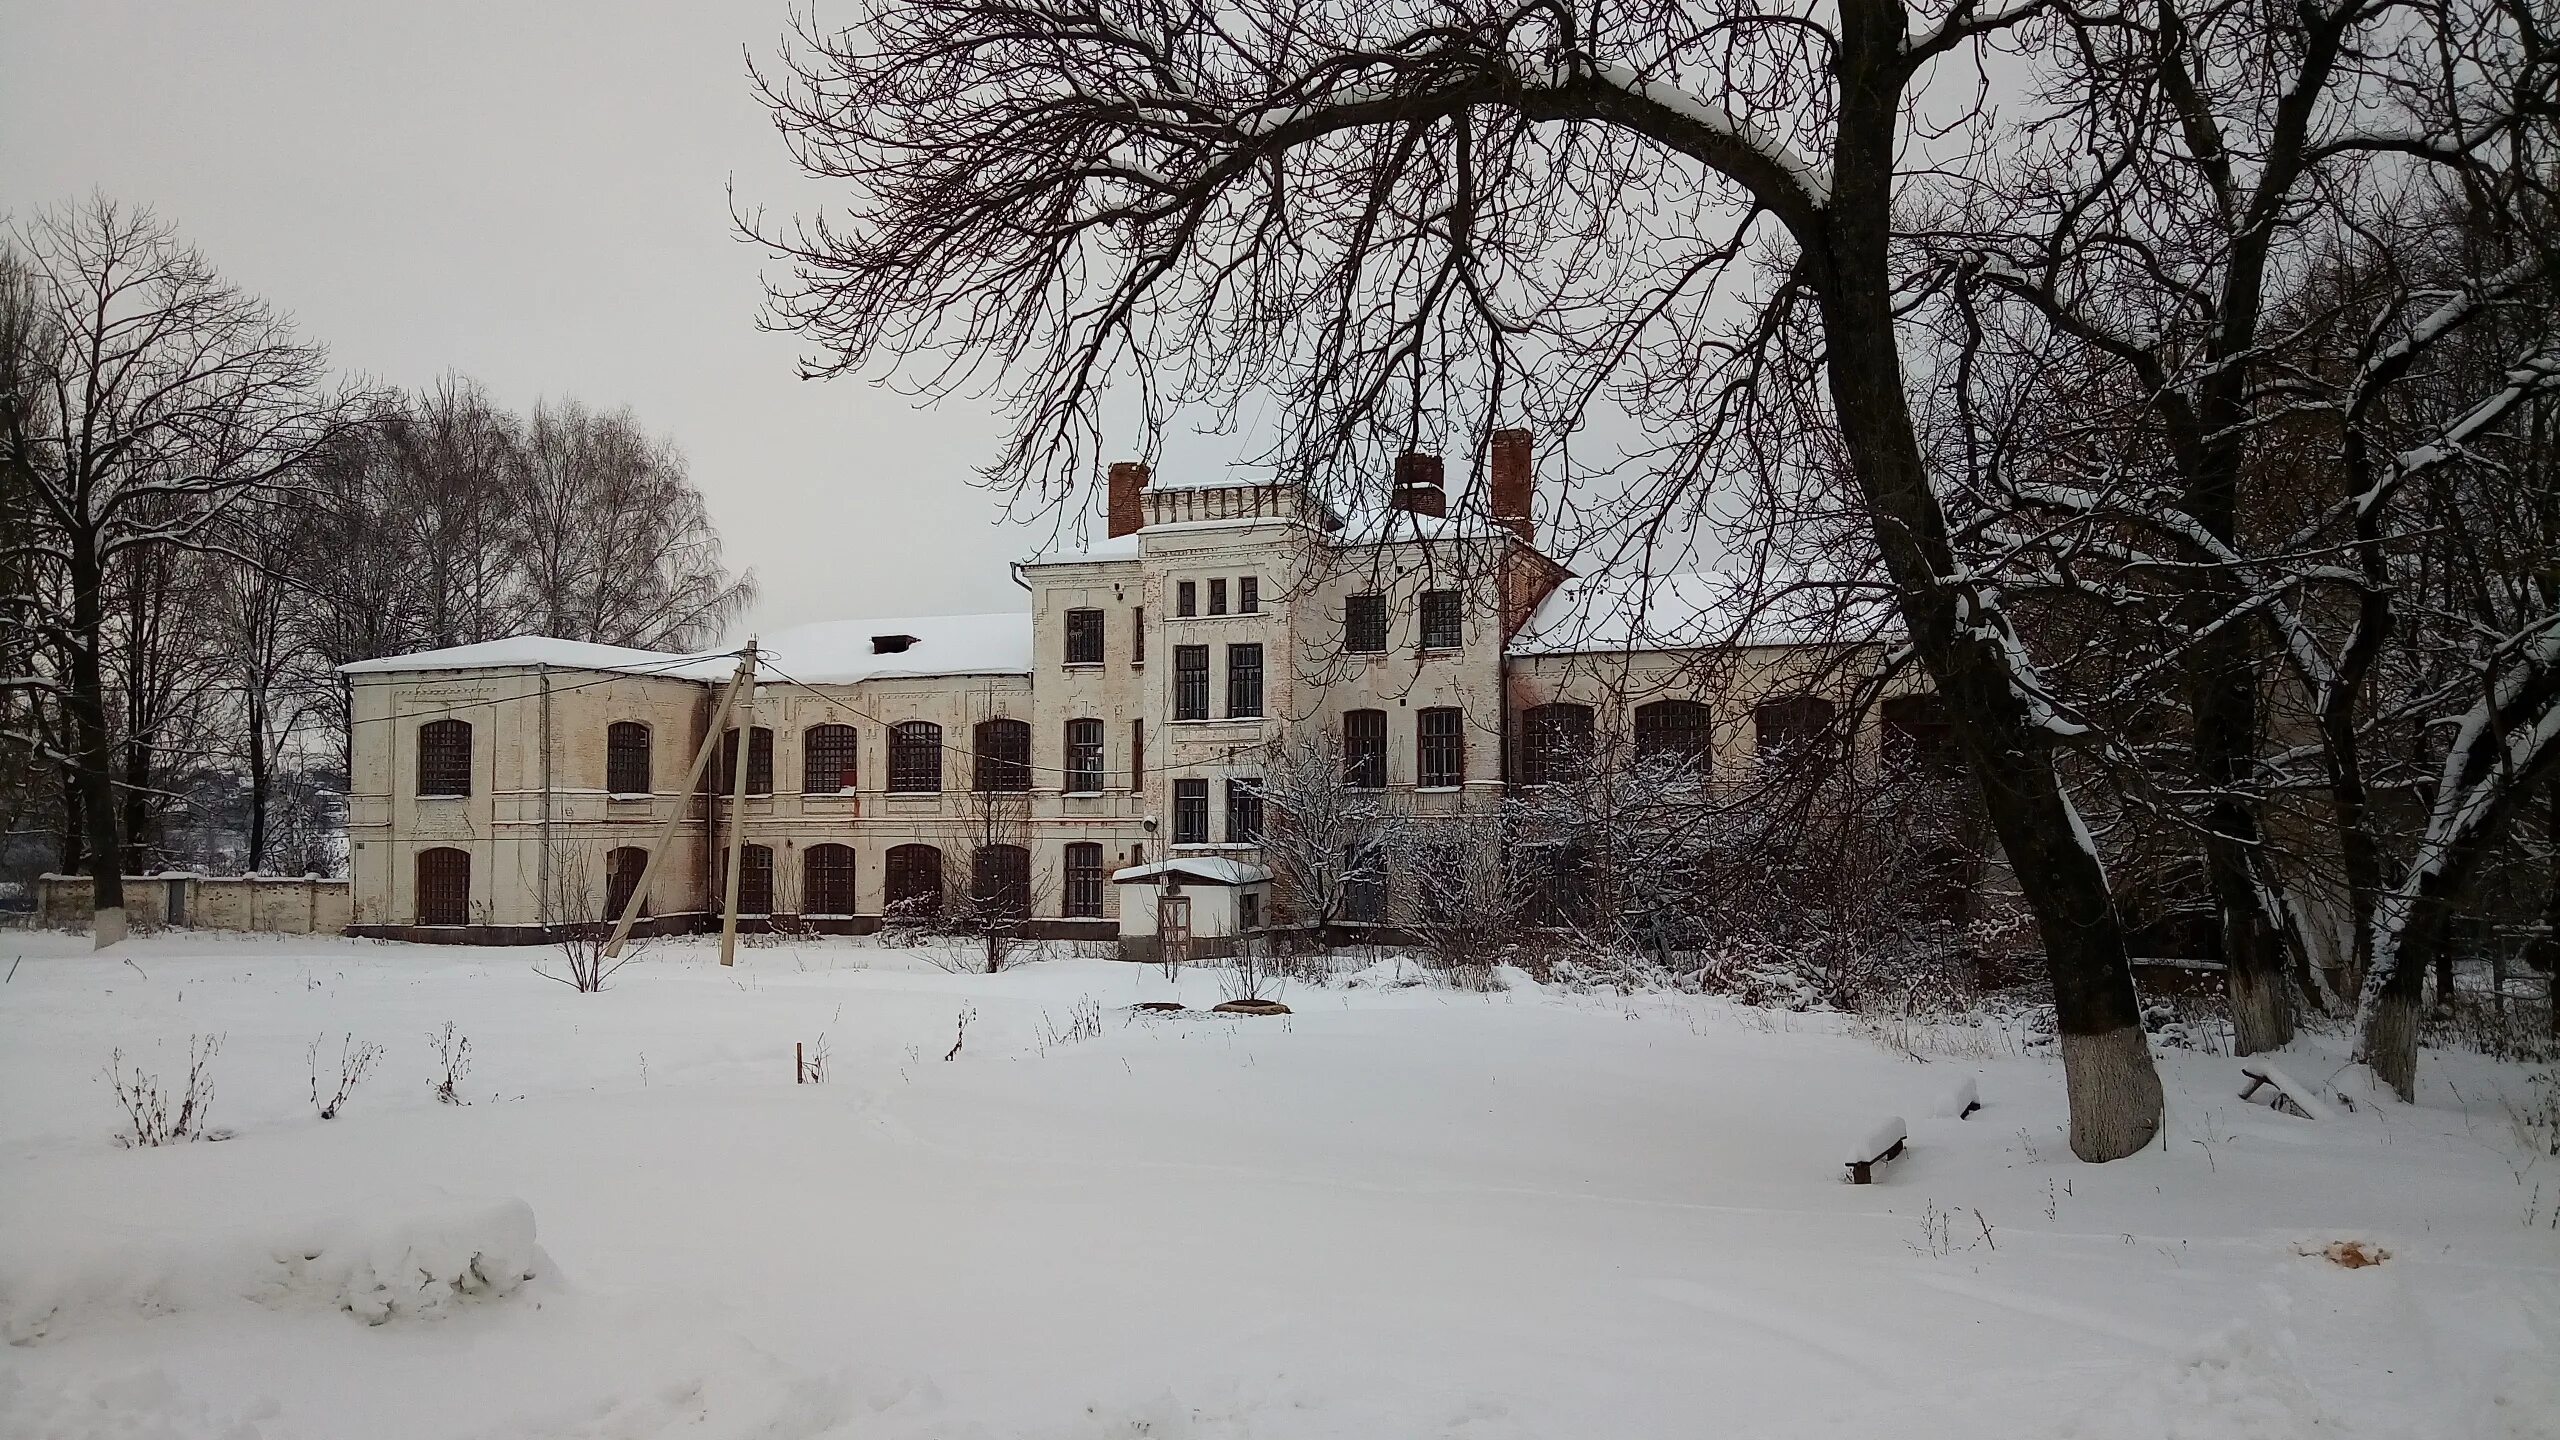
[338,613,1035,685]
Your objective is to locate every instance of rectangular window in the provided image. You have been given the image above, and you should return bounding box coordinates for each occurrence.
[1343,854,1386,924]
[1065,718,1105,793]
[1225,779,1263,843]
[1420,589,1462,650]
[1177,580,1198,617]
[1064,842,1105,918]
[1131,719,1145,794]
[1344,593,1387,654]
[1238,576,1259,613]
[1132,606,1145,665]
[1418,707,1465,787]
[1173,778,1209,845]
[1064,607,1104,665]
[1208,578,1229,615]
[1343,709,1387,788]
[1239,891,1262,930]
[1226,643,1263,718]
[1174,645,1210,720]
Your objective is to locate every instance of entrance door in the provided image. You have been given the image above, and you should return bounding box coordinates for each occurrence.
[1158,894,1192,965]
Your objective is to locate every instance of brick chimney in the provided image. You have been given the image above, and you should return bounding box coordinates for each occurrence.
[1489,428,1533,543]
[1107,460,1150,538]
[1390,452,1446,517]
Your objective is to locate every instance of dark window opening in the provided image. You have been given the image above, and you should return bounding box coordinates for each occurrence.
[417,719,472,797]
[1418,707,1465,787]
[1173,778,1209,845]
[1238,577,1259,613]
[870,633,918,654]
[1130,719,1145,794]
[1177,580,1198,617]
[416,847,470,926]
[1065,607,1104,665]
[1132,606,1145,665]
[1344,593,1387,654]
[1343,853,1386,924]
[1519,704,1593,785]
[1208,577,1229,615]
[1343,709,1387,789]
[1882,694,1957,771]
[1420,589,1462,650]
[605,846,648,922]
[1064,842,1106,918]
[803,723,859,793]
[733,844,774,915]
[605,721,651,795]
[717,726,774,796]
[1226,779,1263,843]
[1755,695,1839,763]
[1174,645,1210,720]
[888,721,943,793]
[804,843,857,916]
[1226,643,1263,718]
[1065,718,1105,793]
[885,844,943,915]
[1633,700,1712,772]
[1239,891,1263,930]
[973,718,1031,792]
[972,844,1031,919]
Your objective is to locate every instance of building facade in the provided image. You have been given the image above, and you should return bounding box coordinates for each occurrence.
[342,435,1931,941]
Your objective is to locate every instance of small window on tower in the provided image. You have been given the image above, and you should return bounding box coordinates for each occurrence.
[1208,578,1229,615]
[1238,577,1259,613]
[1177,580,1198,617]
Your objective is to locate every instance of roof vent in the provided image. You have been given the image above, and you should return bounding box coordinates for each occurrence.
[870,634,919,654]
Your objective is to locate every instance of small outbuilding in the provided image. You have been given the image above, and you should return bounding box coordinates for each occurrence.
[1112,857,1272,965]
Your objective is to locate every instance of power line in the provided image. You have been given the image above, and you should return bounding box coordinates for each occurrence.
[340,647,741,729]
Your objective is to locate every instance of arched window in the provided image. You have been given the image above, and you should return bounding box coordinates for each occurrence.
[804,843,857,916]
[416,847,470,925]
[604,846,649,921]
[1633,700,1713,772]
[1882,694,1956,770]
[1063,842,1105,918]
[1342,709,1387,788]
[1754,695,1838,761]
[605,722,652,795]
[972,843,1032,918]
[1064,718,1105,794]
[888,722,942,793]
[732,843,774,915]
[885,843,943,914]
[973,718,1031,792]
[1519,703,1594,785]
[417,719,472,796]
[717,726,773,795]
[803,723,858,793]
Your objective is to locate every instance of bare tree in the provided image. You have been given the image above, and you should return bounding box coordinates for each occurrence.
[939,691,1043,972]
[1254,731,1400,935]
[534,835,642,992]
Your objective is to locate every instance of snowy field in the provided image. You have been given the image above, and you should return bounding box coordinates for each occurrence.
[0,933,2553,1440]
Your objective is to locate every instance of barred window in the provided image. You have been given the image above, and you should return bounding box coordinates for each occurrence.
[1173,778,1209,845]
[1065,607,1104,665]
[416,847,470,925]
[973,718,1031,792]
[1755,695,1838,760]
[1208,577,1229,615]
[1343,709,1387,788]
[1238,576,1259,613]
[804,843,856,915]
[1225,778,1263,843]
[605,721,651,795]
[1174,645,1210,720]
[1420,589,1462,650]
[717,726,773,795]
[803,723,858,793]
[1064,842,1106,918]
[1417,707,1465,787]
[1633,700,1712,771]
[1343,852,1386,924]
[417,719,472,797]
[733,844,774,915]
[885,843,942,913]
[605,846,648,921]
[1882,694,1956,770]
[1177,580,1198,617]
[888,721,943,793]
[1065,717,1105,793]
[1344,593,1387,654]
[1519,703,1593,784]
[972,844,1031,918]
[1226,643,1263,718]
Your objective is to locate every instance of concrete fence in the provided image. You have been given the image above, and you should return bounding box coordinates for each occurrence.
[35,873,352,936]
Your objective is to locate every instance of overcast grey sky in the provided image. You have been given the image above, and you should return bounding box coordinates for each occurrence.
[0,0,1185,635]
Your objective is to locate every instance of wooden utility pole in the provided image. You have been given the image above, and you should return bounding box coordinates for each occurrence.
[717,641,760,968]
[601,645,756,961]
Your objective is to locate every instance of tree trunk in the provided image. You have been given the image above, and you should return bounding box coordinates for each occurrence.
[66,538,125,945]
[246,695,270,872]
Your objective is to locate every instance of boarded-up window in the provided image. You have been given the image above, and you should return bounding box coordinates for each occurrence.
[1344,594,1387,654]
[733,843,774,915]
[417,719,472,797]
[717,727,773,795]
[1634,700,1712,771]
[1343,709,1387,788]
[606,722,652,795]
[1065,608,1104,665]
[803,724,858,793]
[1064,842,1105,917]
[885,843,943,914]
[1519,703,1593,784]
[804,842,856,916]
[973,718,1031,792]
[1417,707,1465,787]
[604,846,648,922]
[416,847,470,925]
[888,721,942,793]
[1065,718,1105,793]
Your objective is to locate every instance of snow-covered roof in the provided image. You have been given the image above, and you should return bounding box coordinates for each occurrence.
[1508,572,1891,656]
[1329,506,1509,546]
[1021,533,1143,566]
[338,636,710,678]
[339,613,1034,685]
[1111,857,1273,886]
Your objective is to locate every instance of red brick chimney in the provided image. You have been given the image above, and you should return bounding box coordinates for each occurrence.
[1107,461,1150,538]
[1489,429,1533,543]
[1390,452,1446,517]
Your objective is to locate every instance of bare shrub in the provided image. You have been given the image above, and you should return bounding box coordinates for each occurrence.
[1221,935,1286,1005]
[306,1032,382,1119]
[1037,996,1104,1052]
[428,1021,472,1105]
[534,838,642,992]
[104,1034,223,1146]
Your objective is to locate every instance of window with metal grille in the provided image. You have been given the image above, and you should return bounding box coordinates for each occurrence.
[1174,645,1210,719]
[973,718,1031,792]
[803,723,858,793]
[1173,778,1209,844]
[1882,694,1955,770]
[804,843,856,915]
[1177,580,1198,617]
[1238,576,1259,613]
[732,844,774,915]
[888,721,942,792]
[717,727,773,795]
[1064,607,1104,665]
[885,843,942,914]
[1417,707,1465,787]
[1130,719,1145,794]
[1132,606,1145,665]
[1063,842,1106,918]
[1225,778,1263,842]
[1754,695,1838,761]
[605,722,651,795]
[417,719,472,797]
[605,846,648,922]
[973,844,1031,918]
[1343,709,1387,788]
[1344,594,1387,654]
[1419,589,1462,650]
[1208,578,1229,615]
[1633,700,1712,771]
[416,847,470,925]
[1064,718,1105,793]
[1519,703,1593,784]
[1226,643,1263,718]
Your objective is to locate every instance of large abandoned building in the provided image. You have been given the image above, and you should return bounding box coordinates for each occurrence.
[343,435,1938,943]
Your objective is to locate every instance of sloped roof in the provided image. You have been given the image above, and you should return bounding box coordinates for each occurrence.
[1111,857,1273,886]
[338,636,709,677]
[339,613,1034,684]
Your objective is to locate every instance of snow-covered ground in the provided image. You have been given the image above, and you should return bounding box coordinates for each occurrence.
[0,933,2553,1440]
